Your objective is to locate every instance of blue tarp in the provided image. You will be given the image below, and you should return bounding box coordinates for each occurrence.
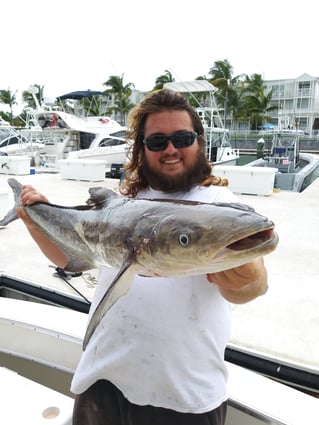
[262,123,275,129]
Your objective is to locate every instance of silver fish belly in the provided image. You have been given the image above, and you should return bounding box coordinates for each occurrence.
[0,178,279,350]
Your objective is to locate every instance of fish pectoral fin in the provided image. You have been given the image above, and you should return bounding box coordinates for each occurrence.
[82,259,136,351]
[64,257,96,273]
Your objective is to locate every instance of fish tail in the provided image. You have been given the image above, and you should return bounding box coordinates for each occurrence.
[0,178,21,226]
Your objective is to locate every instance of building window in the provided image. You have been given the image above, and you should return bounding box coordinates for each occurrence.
[271,84,285,97]
[296,98,309,109]
[298,117,307,129]
[298,81,311,96]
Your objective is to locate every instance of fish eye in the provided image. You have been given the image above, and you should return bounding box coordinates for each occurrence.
[178,233,190,247]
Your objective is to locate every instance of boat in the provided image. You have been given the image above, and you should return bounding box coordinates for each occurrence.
[163,80,240,165]
[23,89,128,173]
[0,172,319,423]
[0,117,44,158]
[1,282,318,424]
[27,108,127,172]
[245,130,319,192]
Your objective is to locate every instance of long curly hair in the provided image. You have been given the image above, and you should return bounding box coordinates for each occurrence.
[120,89,228,197]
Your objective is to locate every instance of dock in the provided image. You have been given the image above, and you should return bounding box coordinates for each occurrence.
[0,171,318,387]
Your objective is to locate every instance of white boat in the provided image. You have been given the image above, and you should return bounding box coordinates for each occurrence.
[0,117,44,158]
[22,89,128,172]
[164,80,240,166]
[26,107,127,171]
[0,172,319,423]
[245,131,319,192]
[1,294,318,425]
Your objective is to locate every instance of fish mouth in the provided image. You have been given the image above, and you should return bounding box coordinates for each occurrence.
[226,228,277,251]
[214,227,278,261]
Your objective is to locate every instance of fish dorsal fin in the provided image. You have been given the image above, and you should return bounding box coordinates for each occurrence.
[139,198,206,206]
[86,187,120,209]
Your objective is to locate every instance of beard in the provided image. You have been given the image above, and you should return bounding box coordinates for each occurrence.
[141,149,210,193]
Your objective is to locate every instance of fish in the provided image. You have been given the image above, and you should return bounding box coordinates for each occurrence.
[0,178,278,350]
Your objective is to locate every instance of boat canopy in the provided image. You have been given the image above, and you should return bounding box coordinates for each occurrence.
[164,80,217,94]
[56,90,111,101]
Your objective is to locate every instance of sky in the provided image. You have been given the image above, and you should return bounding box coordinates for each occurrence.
[1,0,318,113]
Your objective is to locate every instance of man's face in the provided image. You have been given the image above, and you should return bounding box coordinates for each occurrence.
[142,110,204,191]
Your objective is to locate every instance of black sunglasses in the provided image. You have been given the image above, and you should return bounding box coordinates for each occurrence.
[143,131,197,152]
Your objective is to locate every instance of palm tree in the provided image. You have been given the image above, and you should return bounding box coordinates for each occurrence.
[78,94,110,116]
[244,91,278,130]
[103,75,135,124]
[244,74,269,99]
[153,70,174,90]
[208,59,243,128]
[225,82,249,129]
[243,74,278,129]
[0,88,18,124]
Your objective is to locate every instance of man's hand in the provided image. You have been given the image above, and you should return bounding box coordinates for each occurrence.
[17,185,49,230]
[20,185,49,206]
[207,258,268,304]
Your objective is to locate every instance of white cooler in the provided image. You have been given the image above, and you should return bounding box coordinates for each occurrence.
[0,156,31,175]
[58,159,105,182]
[213,165,278,196]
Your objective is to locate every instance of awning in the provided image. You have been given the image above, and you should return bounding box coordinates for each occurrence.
[56,90,111,101]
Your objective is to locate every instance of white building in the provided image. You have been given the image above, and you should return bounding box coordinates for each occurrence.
[265,73,319,136]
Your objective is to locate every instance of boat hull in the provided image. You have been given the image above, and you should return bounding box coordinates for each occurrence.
[0,296,318,424]
[245,153,319,192]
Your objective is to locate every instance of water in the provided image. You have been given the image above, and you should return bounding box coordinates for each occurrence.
[236,154,256,165]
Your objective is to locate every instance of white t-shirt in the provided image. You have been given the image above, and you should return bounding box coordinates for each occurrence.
[71,185,238,413]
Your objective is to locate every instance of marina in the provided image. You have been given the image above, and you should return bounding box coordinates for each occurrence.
[0,162,319,423]
[2,1,319,421]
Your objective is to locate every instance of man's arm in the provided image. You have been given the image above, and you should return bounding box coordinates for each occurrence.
[17,185,68,268]
[207,257,268,304]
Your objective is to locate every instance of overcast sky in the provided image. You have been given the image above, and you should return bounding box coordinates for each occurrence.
[1,0,318,112]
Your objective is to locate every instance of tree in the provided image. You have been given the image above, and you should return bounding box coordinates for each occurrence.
[243,73,266,97]
[78,94,110,116]
[0,88,18,124]
[242,74,278,129]
[153,70,174,90]
[103,75,135,124]
[208,59,243,128]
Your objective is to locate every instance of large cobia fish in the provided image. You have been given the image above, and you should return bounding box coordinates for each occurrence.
[1,178,278,350]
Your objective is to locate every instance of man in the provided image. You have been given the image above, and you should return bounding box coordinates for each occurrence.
[18,89,267,425]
